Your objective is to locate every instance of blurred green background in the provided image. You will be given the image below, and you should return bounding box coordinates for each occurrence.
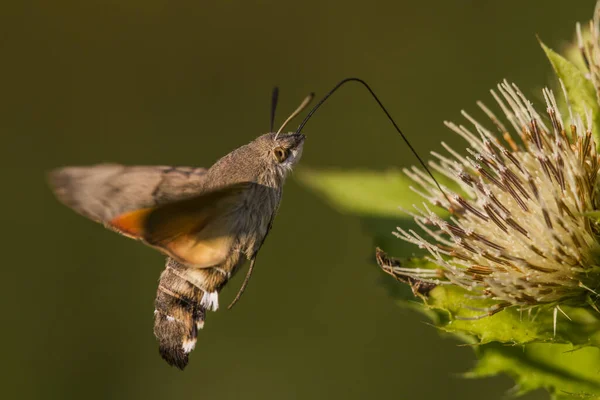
[2,1,597,399]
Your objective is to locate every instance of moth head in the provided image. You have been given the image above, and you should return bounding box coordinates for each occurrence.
[207,90,311,185]
[259,89,311,174]
[255,132,305,173]
[272,131,305,166]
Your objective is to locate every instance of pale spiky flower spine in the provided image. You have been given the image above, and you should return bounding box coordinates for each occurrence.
[396,81,600,315]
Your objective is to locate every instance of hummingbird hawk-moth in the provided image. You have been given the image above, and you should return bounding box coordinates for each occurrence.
[49,78,442,370]
[49,89,314,369]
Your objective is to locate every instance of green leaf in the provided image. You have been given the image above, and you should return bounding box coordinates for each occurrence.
[428,285,600,346]
[295,168,459,255]
[563,37,590,76]
[540,40,600,142]
[469,343,600,398]
[295,168,431,219]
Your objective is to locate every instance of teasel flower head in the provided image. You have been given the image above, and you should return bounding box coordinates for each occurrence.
[395,81,600,318]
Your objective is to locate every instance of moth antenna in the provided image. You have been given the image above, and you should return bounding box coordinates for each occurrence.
[296,77,454,210]
[270,86,279,133]
[275,92,315,139]
[227,257,257,310]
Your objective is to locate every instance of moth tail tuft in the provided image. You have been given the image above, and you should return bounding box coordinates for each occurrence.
[158,344,190,370]
[154,299,206,370]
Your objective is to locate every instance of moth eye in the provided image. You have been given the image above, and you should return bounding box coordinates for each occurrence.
[274,147,289,163]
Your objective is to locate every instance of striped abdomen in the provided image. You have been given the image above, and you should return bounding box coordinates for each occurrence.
[153,255,240,369]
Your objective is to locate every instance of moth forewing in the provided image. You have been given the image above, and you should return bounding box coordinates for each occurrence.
[109,182,253,268]
[48,164,208,223]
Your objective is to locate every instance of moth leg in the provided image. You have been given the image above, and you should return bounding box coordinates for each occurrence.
[228,215,273,310]
[227,255,258,310]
